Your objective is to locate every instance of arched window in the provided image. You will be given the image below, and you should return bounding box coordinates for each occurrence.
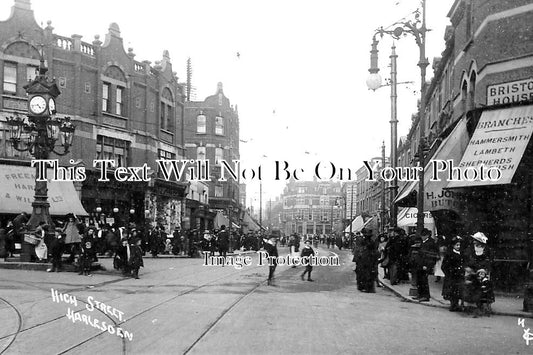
[161,87,174,131]
[461,80,468,114]
[468,71,477,111]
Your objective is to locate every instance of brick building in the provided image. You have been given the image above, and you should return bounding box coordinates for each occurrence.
[396,0,533,290]
[279,179,343,236]
[0,0,187,231]
[183,82,243,230]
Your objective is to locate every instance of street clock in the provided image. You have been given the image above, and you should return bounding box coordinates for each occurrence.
[24,59,61,117]
[29,95,47,115]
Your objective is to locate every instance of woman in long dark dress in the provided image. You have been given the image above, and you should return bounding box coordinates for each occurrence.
[463,232,494,317]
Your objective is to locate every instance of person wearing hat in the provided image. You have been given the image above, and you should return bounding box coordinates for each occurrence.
[441,236,465,311]
[464,232,494,316]
[129,237,144,279]
[263,234,279,286]
[355,229,379,293]
[300,239,316,281]
[79,227,96,276]
[412,228,439,302]
[217,225,229,260]
[47,227,65,272]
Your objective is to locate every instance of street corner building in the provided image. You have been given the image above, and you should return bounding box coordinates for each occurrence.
[0,0,251,234]
[391,0,533,291]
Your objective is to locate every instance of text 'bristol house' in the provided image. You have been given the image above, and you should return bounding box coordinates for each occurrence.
[0,0,245,230]
[395,0,533,291]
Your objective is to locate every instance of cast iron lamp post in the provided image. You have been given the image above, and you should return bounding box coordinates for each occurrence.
[366,1,429,238]
[6,54,75,261]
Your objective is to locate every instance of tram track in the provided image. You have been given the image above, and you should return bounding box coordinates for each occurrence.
[0,248,304,354]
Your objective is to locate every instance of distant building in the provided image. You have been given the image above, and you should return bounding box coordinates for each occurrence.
[279,179,342,236]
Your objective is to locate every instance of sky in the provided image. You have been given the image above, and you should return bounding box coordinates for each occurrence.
[0,0,455,210]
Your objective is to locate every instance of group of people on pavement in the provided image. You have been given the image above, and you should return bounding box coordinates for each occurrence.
[353,226,495,317]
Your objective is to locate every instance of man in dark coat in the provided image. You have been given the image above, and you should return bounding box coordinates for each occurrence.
[385,228,403,285]
[217,225,229,259]
[414,228,439,302]
[129,238,144,279]
[47,227,65,272]
[300,239,315,281]
[356,229,379,293]
[263,235,279,286]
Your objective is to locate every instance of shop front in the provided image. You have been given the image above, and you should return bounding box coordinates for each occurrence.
[447,104,533,291]
[395,116,470,237]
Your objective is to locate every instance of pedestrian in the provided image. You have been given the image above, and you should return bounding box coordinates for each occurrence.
[79,227,96,276]
[263,234,279,286]
[300,239,315,281]
[434,234,447,282]
[377,233,389,280]
[335,234,343,250]
[47,227,65,272]
[412,228,439,302]
[217,225,229,259]
[116,237,131,276]
[463,232,494,317]
[129,237,144,279]
[150,226,163,257]
[386,228,402,285]
[355,229,379,293]
[63,215,82,263]
[34,222,49,262]
[441,236,465,311]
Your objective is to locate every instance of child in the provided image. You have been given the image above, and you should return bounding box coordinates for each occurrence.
[300,239,315,282]
[47,227,64,272]
[79,228,96,276]
[129,238,144,279]
[476,268,494,316]
[441,237,464,311]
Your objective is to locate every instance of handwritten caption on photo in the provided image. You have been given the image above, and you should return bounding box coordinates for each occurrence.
[51,288,133,341]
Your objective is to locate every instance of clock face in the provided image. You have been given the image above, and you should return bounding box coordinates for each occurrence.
[29,96,47,115]
[48,98,56,114]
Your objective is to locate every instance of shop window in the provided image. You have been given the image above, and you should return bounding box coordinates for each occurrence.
[215,185,223,197]
[3,62,17,94]
[102,83,110,113]
[197,114,206,134]
[215,116,224,135]
[96,135,130,167]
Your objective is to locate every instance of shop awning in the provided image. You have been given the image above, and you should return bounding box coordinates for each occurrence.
[395,116,469,212]
[448,105,533,188]
[397,207,435,228]
[344,215,364,233]
[0,165,88,216]
[243,212,261,232]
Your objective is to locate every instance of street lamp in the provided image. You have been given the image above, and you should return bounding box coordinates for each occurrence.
[366,1,428,236]
[6,53,75,261]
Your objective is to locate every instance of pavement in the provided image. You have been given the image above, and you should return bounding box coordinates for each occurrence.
[377,267,533,319]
